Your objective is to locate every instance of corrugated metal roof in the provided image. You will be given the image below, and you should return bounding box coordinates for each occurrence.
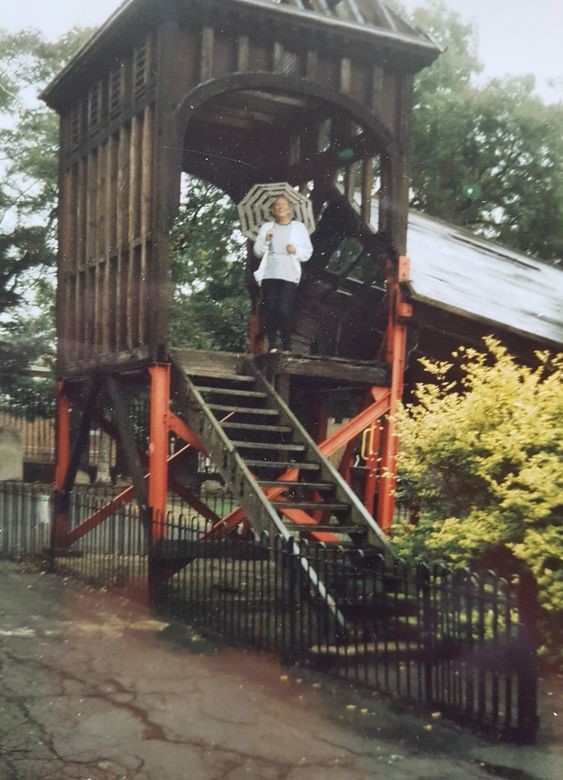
[404,210,563,347]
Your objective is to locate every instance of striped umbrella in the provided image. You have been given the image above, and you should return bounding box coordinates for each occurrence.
[237,182,315,241]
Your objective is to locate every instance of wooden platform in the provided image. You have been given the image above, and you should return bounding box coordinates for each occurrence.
[171,348,389,386]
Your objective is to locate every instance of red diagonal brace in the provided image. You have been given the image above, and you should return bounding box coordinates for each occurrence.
[66,412,233,546]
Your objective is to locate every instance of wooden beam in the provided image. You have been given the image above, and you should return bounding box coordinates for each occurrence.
[62,375,103,494]
[200,27,214,82]
[276,131,379,188]
[170,477,222,526]
[340,57,352,95]
[273,42,284,73]
[306,50,318,80]
[371,65,384,117]
[361,156,374,223]
[253,352,389,385]
[237,35,249,71]
[106,375,148,509]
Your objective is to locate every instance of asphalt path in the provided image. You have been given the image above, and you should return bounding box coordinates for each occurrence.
[0,560,560,779]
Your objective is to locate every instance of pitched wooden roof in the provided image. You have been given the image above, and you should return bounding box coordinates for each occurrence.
[42,0,439,107]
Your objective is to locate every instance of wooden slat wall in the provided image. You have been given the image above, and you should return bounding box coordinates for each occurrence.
[58,32,157,370]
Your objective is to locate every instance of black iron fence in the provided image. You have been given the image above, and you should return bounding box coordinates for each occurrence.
[0,481,538,742]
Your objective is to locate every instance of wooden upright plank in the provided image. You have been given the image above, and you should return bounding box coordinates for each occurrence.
[139,104,153,345]
[150,17,183,360]
[273,42,284,73]
[237,35,249,71]
[360,156,374,223]
[371,65,384,117]
[95,144,106,354]
[116,124,130,353]
[340,57,352,94]
[101,137,113,356]
[306,50,318,80]
[58,152,73,368]
[200,27,214,81]
[76,157,88,360]
[127,114,141,350]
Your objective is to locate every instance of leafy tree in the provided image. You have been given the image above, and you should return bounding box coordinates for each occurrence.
[391,1,563,265]
[169,178,249,352]
[0,27,92,408]
[392,339,563,662]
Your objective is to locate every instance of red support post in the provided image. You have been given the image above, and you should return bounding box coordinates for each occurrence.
[54,381,70,491]
[148,364,171,540]
[377,256,411,531]
[52,381,71,549]
[362,422,382,517]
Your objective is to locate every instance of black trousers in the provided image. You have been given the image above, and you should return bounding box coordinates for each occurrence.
[261,279,298,350]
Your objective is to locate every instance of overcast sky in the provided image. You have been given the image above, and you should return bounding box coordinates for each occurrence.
[3,0,562,101]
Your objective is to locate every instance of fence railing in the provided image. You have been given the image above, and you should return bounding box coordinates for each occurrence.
[0,480,538,742]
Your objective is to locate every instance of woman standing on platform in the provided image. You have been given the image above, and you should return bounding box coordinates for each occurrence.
[253,195,313,352]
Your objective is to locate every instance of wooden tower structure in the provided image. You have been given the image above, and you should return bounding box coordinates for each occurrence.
[42,1,439,581]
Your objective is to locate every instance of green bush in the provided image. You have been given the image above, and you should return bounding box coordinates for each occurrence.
[392,338,563,665]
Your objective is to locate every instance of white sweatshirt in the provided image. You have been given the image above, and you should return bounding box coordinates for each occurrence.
[253,220,313,284]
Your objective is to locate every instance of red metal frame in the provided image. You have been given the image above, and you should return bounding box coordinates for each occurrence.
[54,380,70,491]
[55,254,410,548]
[361,420,382,517]
[52,380,71,549]
[53,364,219,547]
[148,365,171,539]
[376,256,412,530]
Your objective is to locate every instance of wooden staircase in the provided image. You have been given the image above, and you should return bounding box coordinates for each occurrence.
[151,354,397,634]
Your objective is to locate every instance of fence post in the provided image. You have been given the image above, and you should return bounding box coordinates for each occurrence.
[419,563,433,706]
[515,571,539,743]
[284,540,298,665]
[147,507,159,606]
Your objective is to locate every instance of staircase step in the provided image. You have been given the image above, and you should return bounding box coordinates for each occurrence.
[232,441,305,452]
[285,524,364,534]
[197,386,266,399]
[192,373,255,385]
[208,404,279,417]
[222,422,292,434]
[272,501,349,512]
[257,480,335,492]
[246,459,320,471]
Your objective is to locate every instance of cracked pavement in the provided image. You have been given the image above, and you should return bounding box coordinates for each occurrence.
[0,560,560,779]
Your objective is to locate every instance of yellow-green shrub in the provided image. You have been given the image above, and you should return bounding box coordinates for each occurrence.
[392,339,563,664]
